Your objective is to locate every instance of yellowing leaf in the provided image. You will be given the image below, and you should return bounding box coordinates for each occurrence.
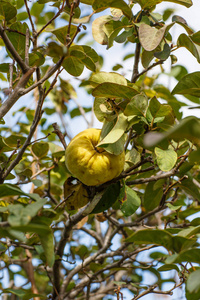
[64,178,89,212]
[139,24,168,51]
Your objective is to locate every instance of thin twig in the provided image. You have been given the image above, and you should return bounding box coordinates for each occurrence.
[54,192,75,210]
[52,122,67,149]
[36,0,65,37]
[72,98,90,126]
[134,60,164,82]
[25,28,30,66]
[9,61,14,92]
[24,0,36,35]
[67,23,82,47]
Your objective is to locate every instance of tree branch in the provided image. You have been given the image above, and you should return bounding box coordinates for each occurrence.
[52,191,104,298]
[131,43,141,83]
[134,59,164,82]
[21,56,65,96]
[0,68,35,120]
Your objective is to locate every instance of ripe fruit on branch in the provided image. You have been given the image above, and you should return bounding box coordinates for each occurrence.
[65,128,125,186]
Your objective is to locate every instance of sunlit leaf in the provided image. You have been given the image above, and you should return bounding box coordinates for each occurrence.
[124,93,148,117]
[92,0,133,19]
[92,15,112,45]
[89,71,127,88]
[98,112,128,147]
[155,147,177,171]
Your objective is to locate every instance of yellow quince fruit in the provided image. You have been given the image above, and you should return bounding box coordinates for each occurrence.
[65,128,125,186]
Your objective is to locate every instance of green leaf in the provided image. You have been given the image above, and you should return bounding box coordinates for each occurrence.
[187,269,200,294]
[93,98,114,122]
[166,249,200,264]
[0,184,44,202]
[168,65,188,81]
[134,0,192,9]
[0,184,28,198]
[177,178,200,202]
[177,225,200,238]
[144,116,200,148]
[177,33,200,63]
[121,186,141,217]
[190,31,200,45]
[172,72,200,97]
[154,43,171,60]
[165,0,192,7]
[0,136,13,152]
[158,264,179,272]
[51,25,77,44]
[143,180,164,212]
[98,112,128,147]
[92,0,133,19]
[103,20,125,49]
[62,56,84,76]
[70,107,91,118]
[92,82,139,99]
[91,182,121,214]
[69,45,98,72]
[0,227,26,242]
[3,289,46,300]
[189,148,200,164]
[6,22,29,58]
[172,15,194,35]
[38,229,55,267]
[4,134,26,148]
[146,96,173,126]
[125,148,141,166]
[125,229,174,251]
[124,93,148,117]
[141,49,154,68]
[0,1,17,21]
[155,147,177,171]
[31,142,49,158]
[8,199,46,226]
[103,134,125,155]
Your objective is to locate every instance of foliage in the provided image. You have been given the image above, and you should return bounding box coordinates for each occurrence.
[0,0,200,299]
